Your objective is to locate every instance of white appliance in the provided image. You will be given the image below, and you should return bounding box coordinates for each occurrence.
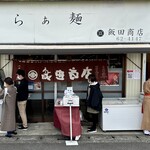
[100,98,143,131]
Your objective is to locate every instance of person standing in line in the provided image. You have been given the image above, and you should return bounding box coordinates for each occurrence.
[0,77,17,137]
[141,77,150,135]
[16,69,28,130]
[86,74,103,133]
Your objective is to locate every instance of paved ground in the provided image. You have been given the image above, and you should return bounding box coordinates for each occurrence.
[0,122,150,144]
[1,142,150,150]
[0,142,150,150]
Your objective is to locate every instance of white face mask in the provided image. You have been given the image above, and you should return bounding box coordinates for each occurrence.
[4,82,8,88]
[17,76,21,80]
[88,79,91,84]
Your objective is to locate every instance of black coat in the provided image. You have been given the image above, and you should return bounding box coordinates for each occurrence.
[86,82,103,111]
[15,78,28,101]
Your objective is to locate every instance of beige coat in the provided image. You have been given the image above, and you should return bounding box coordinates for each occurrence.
[141,79,150,130]
[0,85,17,131]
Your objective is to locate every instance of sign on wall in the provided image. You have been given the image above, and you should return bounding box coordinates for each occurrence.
[127,70,140,80]
[100,72,119,86]
[13,60,108,82]
[0,2,150,44]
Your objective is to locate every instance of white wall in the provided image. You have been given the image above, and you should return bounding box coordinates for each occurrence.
[0,1,149,44]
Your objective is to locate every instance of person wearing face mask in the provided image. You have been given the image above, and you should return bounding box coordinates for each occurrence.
[86,74,103,133]
[0,77,17,137]
[15,69,28,130]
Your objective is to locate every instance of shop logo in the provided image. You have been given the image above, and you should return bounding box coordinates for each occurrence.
[28,70,38,80]
[97,30,104,37]
[104,108,109,114]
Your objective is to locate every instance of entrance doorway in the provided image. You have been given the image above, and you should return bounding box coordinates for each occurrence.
[26,82,54,122]
[14,55,55,123]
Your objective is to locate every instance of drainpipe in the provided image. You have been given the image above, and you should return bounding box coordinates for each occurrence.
[54,55,57,102]
[141,53,146,93]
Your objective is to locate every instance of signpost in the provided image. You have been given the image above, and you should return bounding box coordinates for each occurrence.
[65,99,78,146]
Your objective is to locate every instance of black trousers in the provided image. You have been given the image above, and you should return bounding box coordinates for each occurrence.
[91,113,98,130]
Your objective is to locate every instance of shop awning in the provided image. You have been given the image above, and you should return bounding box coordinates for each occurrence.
[0,44,150,54]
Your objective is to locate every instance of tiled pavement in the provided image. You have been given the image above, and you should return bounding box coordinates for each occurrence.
[0,122,150,143]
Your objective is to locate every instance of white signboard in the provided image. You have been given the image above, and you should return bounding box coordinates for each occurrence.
[0,2,150,44]
[127,70,140,80]
[127,70,134,79]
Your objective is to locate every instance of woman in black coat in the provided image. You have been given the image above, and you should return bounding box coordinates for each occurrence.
[86,74,103,133]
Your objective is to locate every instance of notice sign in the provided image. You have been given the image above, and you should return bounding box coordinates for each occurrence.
[127,70,140,80]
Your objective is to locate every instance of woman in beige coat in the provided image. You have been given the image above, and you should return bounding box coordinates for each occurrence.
[141,78,150,135]
[0,77,17,137]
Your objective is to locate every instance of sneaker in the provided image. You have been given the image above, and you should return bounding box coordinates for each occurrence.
[87,127,92,131]
[18,124,22,127]
[5,134,12,138]
[87,129,97,133]
[18,125,28,130]
[144,130,150,135]
[75,135,81,141]
[12,131,17,135]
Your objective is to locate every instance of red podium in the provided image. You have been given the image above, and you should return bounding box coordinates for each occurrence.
[54,105,82,137]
